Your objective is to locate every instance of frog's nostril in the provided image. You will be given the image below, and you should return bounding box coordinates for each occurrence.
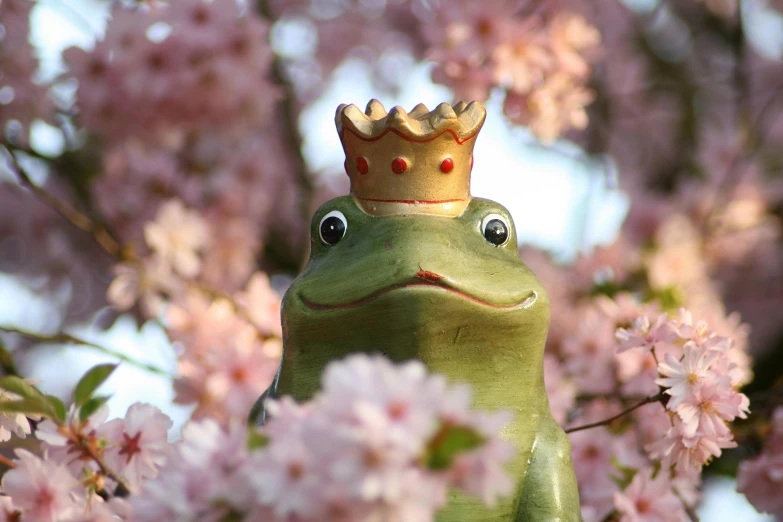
[416,267,444,283]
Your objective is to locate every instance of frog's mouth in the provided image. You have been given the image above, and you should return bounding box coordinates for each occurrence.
[300,270,538,311]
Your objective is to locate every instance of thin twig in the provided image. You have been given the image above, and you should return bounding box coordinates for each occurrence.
[0,326,174,378]
[674,489,700,522]
[565,393,666,434]
[1,145,123,259]
[74,436,132,494]
[0,454,17,469]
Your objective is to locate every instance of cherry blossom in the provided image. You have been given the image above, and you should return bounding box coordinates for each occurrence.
[613,468,687,522]
[615,313,677,353]
[143,199,210,279]
[737,407,783,516]
[35,405,110,477]
[99,403,173,492]
[645,417,737,471]
[250,354,515,521]
[676,382,749,438]
[656,342,721,410]
[1,450,80,522]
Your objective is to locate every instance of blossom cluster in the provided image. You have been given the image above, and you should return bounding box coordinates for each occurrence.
[63,0,303,298]
[271,0,601,142]
[0,0,53,140]
[1,403,171,522]
[534,230,754,522]
[603,309,750,521]
[0,355,514,522]
[63,0,278,141]
[252,355,515,520]
[643,310,750,471]
[427,5,600,141]
[108,199,283,422]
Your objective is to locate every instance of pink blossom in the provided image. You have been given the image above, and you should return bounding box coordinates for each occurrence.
[63,0,278,141]
[236,272,283,338]
[676,382,748,438]
[646,417,736,471]
[0,0,53,134]
[656,342,720,410]
[249,435,323,518]
[249,355,515,520]
[561,307,618,394]
[143,199,210,278]
[615,313,677,353]
[737,452,783,517]
[36,405,109,477]
[99,404,173,492]
[130,469,221,522]
[447,411,516,506]
[1,449,80,522]
[737,407,783,515]
[674,308,711,344]
[106,255,183,316]
[64,503,120,522]
[319,356,446,454]
[613,467,687,522]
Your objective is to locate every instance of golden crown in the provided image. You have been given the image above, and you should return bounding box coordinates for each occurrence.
[336,99,486,217]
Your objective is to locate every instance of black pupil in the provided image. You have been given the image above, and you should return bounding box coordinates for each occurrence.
[484,219,508,245]
[320,216,345,244]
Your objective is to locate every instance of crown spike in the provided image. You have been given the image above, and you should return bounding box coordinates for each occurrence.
[408,103,430,118]
[430,102,458,128]
[453,101,468,113]
[388,106,408,123]
[365,99,387,119]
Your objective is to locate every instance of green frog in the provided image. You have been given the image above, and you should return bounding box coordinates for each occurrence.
[250,100,582,521]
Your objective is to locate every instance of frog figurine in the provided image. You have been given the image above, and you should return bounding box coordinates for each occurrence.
[250,100,582,521]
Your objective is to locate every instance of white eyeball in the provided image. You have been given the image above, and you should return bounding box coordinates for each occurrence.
[480,213,510,246]
[319,210,348,245]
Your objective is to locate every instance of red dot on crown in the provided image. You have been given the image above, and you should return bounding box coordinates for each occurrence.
[356,156,369,175]
[391,158,407,174]
[440,158,454,173]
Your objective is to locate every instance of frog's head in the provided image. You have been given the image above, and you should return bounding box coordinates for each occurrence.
[275,100,550,403]
[293,195,543,314]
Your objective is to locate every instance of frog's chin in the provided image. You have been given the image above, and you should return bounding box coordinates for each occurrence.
[300,282,537,311]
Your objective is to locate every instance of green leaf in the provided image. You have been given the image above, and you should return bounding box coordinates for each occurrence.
[0,397,54,417]
[247,429,269,451]
[46,395,67,423]
[609,457,638,489]
[79,395,111,423]
[73,364,117,407]
[0,376,45,400]
[424,423,485,470]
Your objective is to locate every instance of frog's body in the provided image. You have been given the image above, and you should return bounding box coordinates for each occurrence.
[250,194,582,521]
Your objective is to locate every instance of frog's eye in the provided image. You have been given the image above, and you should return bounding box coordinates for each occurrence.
[319,210,348,245]
[480,213,510,246]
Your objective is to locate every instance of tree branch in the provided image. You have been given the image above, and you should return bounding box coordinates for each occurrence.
[1,145,123,259]
[256,0,313,270]
[565,393,666,434]
[0,326,173,378]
